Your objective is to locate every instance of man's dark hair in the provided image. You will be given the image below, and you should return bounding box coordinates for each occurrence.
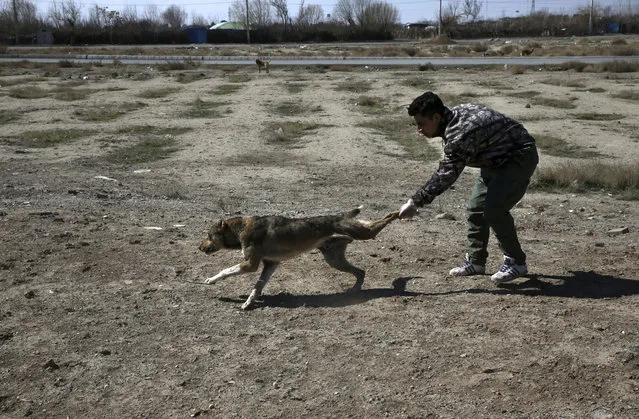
[408,92,446,118]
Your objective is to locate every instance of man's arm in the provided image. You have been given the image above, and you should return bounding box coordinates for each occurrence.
[411,154,466,207]
[399,153,466,219]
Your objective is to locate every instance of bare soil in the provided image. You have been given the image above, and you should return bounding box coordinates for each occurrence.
[1,53,638,418]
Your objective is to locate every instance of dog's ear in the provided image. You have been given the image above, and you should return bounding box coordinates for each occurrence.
[215,219,226,230]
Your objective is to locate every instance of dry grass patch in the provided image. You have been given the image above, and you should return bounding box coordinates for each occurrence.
[9,86,48,99]
[157,60,201,71]
[439,92,483,106]
[509,65,526,75]
[6,128,91,148]
[335,80,372,93]
[418,63,436,71]
[175,72,209,83]
[574,87,606,93]
[533,133,601,158]
[57,60,78,68]
[53,87,95,101]
[226,73,251,83]
[0,109,20,124]
[75,102,147,122]
[351,96,388,115]
[532,161,639,200]
[182,98,228,118]
[264,121,328,146]
[106,125,192,165]
[270,101,322,117]
[282,82,308,94]
[328,65,355,72]
[430,34,455,45]
[572,113,624,121]
[531,96,577,109]
[358,117,439,162]
[477,80,513,90]
[214,84,243,95]
[106,137,181,165]
[402,76,434,89]
[117,125,192,136]
[584,61,639,73]
[136,87,181,99]
[612,90,639,101]
[504,90,541,99]
[540,78,587,88]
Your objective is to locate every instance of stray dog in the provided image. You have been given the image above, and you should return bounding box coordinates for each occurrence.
[255,58,270,73]
[199,207,399,309]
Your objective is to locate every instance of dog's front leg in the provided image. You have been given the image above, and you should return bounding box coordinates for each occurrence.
[204,264,242,284]
[242,260,279,310]
[204,255,261,284]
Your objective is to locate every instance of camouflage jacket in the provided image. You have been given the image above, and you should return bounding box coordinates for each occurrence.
[412,104,536,206]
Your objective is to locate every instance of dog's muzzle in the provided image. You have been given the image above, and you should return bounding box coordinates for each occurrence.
[199,240,216,254]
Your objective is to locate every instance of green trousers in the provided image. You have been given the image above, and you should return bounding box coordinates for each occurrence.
[466,146,539,266]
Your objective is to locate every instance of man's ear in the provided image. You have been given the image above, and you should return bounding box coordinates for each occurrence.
[432,112,442,124]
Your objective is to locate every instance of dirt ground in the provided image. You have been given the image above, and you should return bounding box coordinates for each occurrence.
[1,50,638,418]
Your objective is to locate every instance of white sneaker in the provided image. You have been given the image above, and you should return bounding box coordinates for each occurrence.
[449,254,486,276]
[491,256,528,284]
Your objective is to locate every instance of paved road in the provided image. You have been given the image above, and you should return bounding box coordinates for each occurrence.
[1,53,638,66]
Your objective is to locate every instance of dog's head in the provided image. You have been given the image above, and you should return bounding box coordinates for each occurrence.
[199,220,227,254]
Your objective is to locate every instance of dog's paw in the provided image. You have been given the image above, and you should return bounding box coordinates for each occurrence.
[346,285,362,294]
[204,277,217,284]
[241,300,255,310]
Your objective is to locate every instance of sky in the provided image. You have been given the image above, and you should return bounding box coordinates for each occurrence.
[28,0,635,25]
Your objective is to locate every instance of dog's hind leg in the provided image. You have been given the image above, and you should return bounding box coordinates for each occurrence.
[341,210,400,240]
[319,238,365,293]
[242,260,279,310]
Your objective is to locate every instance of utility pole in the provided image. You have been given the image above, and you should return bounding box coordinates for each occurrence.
[588,0,594,35]
[245,0,251,44]
[531,0,535,14]
[12,0,19,45]
[438,0,442,36]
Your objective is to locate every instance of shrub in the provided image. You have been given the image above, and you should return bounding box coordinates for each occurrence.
[532,161,639,199]
[471,42,488,53]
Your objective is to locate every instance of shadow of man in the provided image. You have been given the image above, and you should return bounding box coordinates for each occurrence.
[491,271,639,299]
[218,271,639,309]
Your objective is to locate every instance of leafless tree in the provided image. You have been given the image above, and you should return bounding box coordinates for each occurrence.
[161,4,187,29]
[120,5,138,25]
[0,0,40,37]
[87,6,120,42]
[333,0,398,31]
[462,0,482,22]
[439,0,461,29]
[297,1,324,26]
[359,1,398,32]
[190,12,209,26]
[142,4,161,26]
[269,0,290,30]
[332,0,357,25]
[48,0,81,29]
[228,0,246,24]
[249,0,272,26]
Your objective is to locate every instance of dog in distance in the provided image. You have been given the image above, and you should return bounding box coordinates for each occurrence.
[255,58,270,73]
[199,207,399,310]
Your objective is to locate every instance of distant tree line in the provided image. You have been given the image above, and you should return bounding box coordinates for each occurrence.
[0,0,637,46]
